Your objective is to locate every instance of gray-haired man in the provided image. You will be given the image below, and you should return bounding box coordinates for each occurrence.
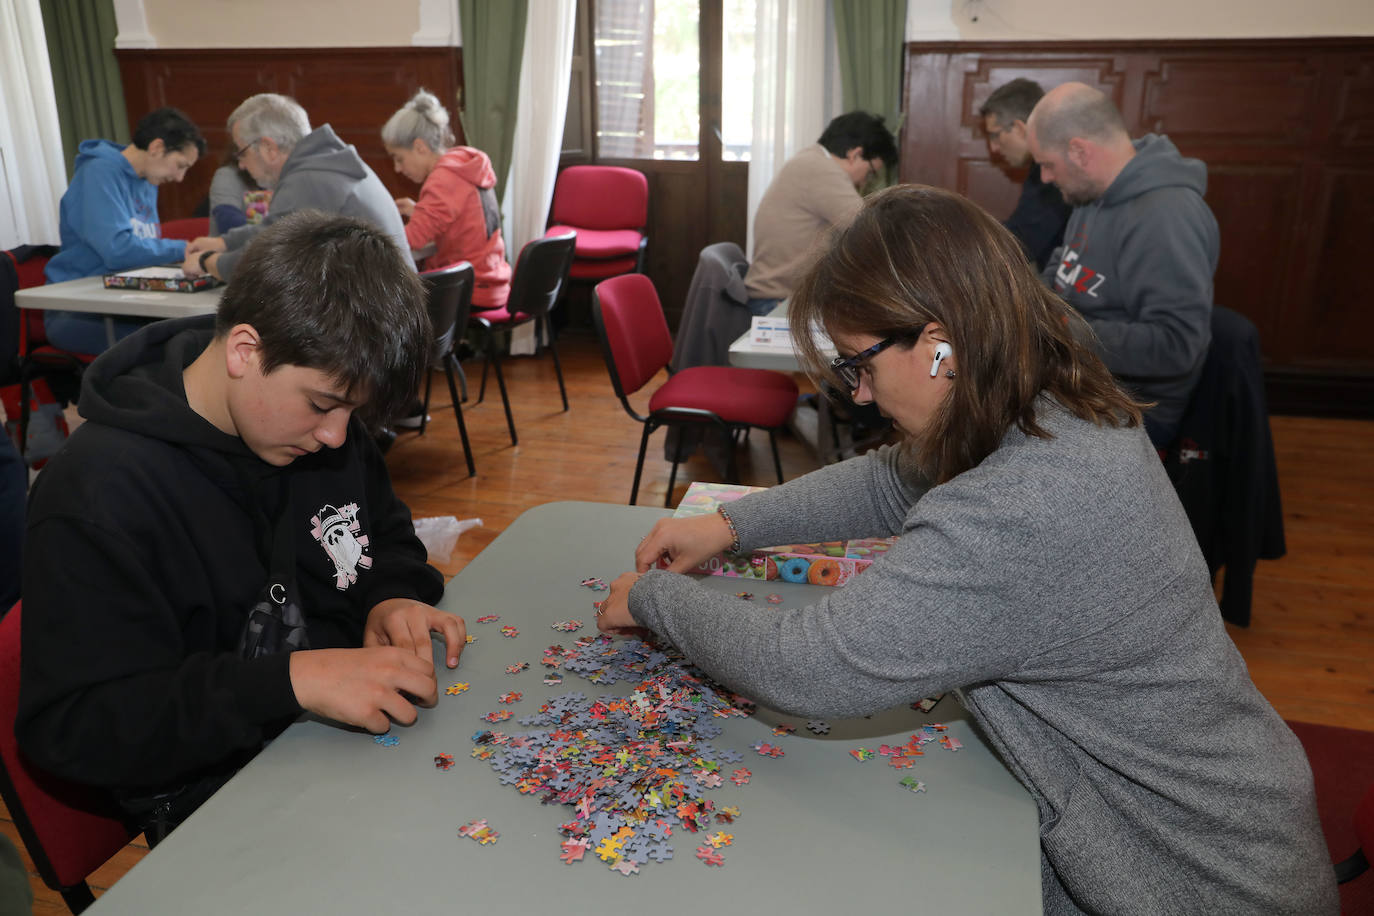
[184,93,411,282]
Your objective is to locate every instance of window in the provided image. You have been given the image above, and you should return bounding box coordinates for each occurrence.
[593,0,755,161]
[719,0,754,161]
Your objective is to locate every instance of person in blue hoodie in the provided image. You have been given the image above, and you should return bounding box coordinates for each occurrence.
[1028,82,1219,448]
[44,107,206,353]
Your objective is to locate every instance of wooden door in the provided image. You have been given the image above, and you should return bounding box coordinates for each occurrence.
[563,0,748,328]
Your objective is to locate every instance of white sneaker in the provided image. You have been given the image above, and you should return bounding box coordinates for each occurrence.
[394,413,430,429]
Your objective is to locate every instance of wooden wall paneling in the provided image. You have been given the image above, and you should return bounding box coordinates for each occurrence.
[1203,163,1303,353]
[902,39,1374,418]
[1327,52,1374,150]
[116,48,462,222]
[643,161,708,328]
[1309,167,1374,367]
[1140,55,1319,147]
[901,52,962,193]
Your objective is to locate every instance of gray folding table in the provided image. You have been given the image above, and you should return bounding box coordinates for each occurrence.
[88,501,1041,914]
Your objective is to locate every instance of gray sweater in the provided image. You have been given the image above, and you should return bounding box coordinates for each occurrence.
[630,401,1336,914]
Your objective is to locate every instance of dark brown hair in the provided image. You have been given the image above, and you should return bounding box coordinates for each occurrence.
[978,78,1045,127]
[216,210,429,428]
[791,184,1142,484]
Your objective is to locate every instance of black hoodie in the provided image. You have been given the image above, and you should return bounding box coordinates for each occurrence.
[18,315,443,792]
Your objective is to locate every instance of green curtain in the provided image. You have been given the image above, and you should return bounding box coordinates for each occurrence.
[832,0,906,186]
[40,0,128,180]
[458,0,528,206]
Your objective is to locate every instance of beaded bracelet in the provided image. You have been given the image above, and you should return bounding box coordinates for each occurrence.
[717,505,742,554]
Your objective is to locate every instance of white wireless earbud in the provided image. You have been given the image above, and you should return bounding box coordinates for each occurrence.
[930,342,953,378]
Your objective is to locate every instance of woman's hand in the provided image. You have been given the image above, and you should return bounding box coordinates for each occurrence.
[595,572,647,637]
[634,512,737,573]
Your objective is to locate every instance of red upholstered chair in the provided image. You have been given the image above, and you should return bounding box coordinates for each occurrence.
[470,232,577,447]
[159,216,209,241]
[2,248,96,456]
[545,166,648,280]
[0,603,135,913]
[592,273,798,506]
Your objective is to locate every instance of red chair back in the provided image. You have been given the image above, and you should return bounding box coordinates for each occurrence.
[12,252,50,290]
[159,217,209,241]
[550,166,648,231]
[0,603,133,897]
[592,273,674,398]
[1357,782,1374,863]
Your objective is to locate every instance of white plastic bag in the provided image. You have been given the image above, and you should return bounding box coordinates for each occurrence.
[412,516,482,564]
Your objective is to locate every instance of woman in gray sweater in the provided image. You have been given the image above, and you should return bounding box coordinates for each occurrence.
[596,186,1336,914]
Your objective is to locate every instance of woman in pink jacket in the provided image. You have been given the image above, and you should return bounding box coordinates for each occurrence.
[382,90,511,309]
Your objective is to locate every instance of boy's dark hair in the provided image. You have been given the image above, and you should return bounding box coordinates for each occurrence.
[131,107,207,157]
[215,211,430,428]
[818,111,899,167]
[979,78,1046,128]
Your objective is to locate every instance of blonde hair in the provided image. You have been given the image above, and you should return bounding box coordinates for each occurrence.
[791,184,1143,484]
[381,89,454,153]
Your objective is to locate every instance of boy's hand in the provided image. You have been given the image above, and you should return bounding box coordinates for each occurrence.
[289,647,437,733]
[365,598,466,668]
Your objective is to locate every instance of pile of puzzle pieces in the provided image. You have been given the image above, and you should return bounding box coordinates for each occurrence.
[474,636,757,874]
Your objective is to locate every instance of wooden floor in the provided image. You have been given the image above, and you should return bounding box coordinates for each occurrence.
[7,331,1373,911]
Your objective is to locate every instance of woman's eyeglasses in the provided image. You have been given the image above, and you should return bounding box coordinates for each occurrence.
[829,336,901,391]
[828,324,926,391]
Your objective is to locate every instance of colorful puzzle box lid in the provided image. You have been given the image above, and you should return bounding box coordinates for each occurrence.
[104,266,219,293]
[672,482,765,517]
[666,482,897,587]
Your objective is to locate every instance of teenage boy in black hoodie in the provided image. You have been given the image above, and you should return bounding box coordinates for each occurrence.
[18,211,464,839]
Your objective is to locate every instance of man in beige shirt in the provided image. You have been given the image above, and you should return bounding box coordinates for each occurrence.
[745,111,898,312]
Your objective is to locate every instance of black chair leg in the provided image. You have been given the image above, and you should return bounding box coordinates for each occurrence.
[17,374,31,456]
[445,359,475,477]
[769,429,784,484]
[475,330,491,406]
[61,882,96,914]
[455,360,469,403]
[542,318,569,411]
[418,370,434,435]
[724,425,741,484]
[665,421,690,507]
[629,423,653,505]
[487,348,518,446]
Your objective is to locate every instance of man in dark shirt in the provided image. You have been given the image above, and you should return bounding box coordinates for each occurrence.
[979,79,1071,272]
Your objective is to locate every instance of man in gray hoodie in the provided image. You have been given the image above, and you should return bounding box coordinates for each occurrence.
[1028,83,1217,447]
[183,94,411,282]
